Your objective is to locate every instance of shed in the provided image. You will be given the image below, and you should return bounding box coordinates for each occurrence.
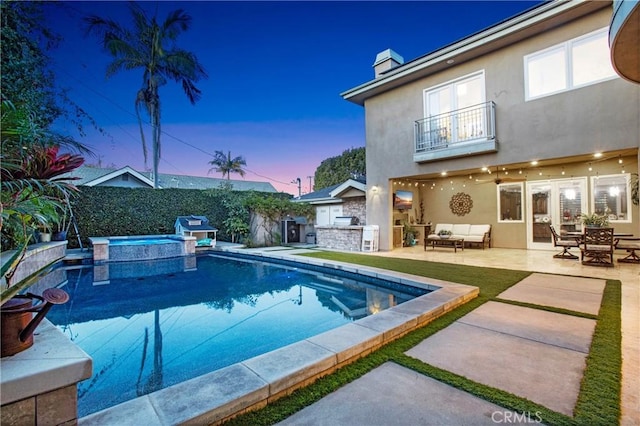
[174,216,218,247]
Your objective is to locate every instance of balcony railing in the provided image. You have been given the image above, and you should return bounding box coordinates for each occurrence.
[414,101,496,155]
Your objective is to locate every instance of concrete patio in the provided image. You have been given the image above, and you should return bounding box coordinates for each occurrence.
[277,245,639,426]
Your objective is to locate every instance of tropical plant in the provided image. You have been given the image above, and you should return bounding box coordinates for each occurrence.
[85,3,207,188]
[402,221,418,246]
[208,150,247,180]
[1,144,84,249]
[1,2,104,143]
[580,213,609,227]
[631,173,639,206]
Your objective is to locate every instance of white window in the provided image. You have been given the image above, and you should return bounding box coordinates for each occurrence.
[497,183,524,223]
[423,71,486,143]
[590,174,631,223]
[524,28,617,100]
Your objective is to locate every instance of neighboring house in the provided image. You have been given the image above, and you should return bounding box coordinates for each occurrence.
[341,0,639,251]
[66,165,278,192]
[295,178,367,226]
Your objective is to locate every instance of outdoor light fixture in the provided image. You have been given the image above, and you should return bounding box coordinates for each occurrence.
[594,152,603,158]
[371,185,378,193]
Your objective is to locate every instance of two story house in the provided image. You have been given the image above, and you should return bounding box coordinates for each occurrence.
[342,0,639,251]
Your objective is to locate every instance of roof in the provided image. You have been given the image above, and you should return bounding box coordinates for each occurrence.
[341,0,610,105]
[294,178,366,204]
[65,165,278,192]
[175,215,218,231]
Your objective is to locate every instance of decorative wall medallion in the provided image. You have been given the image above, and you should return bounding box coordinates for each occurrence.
[450,192,473,216]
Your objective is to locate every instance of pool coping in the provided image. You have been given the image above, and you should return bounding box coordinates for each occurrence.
[78,249,479,425]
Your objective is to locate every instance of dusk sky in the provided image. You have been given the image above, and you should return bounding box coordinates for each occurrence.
[45,1,543,195]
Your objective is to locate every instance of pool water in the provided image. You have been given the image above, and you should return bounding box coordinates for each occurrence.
[47,253,428,417]
[108,238,179,245]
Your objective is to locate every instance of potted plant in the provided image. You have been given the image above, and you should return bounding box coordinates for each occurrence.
[438,229,453,239]
[402,221,418,246]
[52,199,71,241]
[580,213,609,228]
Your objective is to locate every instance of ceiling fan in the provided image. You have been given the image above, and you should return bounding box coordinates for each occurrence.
[475,167,526,185]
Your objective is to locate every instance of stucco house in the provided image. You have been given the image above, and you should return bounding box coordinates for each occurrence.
[341,0,639,251]
[66,165,278,192]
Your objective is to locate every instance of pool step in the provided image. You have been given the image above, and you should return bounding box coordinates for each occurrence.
[63,249,93,265]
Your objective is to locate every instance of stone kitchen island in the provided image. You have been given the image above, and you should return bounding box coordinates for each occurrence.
[315,224,365,251]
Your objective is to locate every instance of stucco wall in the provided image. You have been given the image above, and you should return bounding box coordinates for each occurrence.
[362,7,640,250]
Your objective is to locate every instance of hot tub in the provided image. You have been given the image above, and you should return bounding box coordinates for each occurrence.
[89,235,197,262]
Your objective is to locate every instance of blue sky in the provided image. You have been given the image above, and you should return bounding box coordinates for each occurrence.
[45,1,543,194]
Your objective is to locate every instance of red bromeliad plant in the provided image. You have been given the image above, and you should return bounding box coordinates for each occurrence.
[1,144,84,299]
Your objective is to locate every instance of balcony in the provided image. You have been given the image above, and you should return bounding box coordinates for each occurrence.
[414,101,497,163]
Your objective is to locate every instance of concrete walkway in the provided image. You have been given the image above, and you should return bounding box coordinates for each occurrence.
[278,271,611,425]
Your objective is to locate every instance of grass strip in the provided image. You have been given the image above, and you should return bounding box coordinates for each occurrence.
[493,298,599,320]
[573,279,621,425]
[394,354,574,426]
[223,252,621,426]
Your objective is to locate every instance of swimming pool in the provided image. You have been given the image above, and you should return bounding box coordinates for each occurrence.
[47,252,429,417]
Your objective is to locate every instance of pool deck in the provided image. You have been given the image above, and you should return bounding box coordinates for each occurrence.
[78,246,478,425]
[75,244,638,425]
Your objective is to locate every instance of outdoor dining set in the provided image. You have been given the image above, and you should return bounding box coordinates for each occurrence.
[550,225,639,266]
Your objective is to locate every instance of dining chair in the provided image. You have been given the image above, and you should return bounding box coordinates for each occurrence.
[581,227,614,267]
[549,225,579,259]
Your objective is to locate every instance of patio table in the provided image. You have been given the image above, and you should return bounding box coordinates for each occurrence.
[426,236,464,252]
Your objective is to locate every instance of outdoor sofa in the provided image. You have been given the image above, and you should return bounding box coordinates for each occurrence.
[428,223,491,249]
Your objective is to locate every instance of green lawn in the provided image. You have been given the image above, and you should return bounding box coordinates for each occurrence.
[224,251,621,426]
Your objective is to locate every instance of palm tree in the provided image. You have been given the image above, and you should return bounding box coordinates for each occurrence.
[85,3,207,188]
[208,150,247,180]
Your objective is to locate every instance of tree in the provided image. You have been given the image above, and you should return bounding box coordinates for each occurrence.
[314,147,365,190]
[1,1,99,147]
[85,3,207,188]
[208,150,247,180]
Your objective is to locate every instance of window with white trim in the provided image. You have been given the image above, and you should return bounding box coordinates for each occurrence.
[590,174,631,223]
[497,183,524,223]
[423,71,486,144]
[524,28,617,101]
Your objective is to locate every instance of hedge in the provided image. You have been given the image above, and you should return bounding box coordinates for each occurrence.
[68,186,286,248]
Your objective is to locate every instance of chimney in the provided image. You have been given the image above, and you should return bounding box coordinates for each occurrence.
[373,49,404,78]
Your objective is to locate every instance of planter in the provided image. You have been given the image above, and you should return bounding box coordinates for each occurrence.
[52,231,67,241]
[38,232,52,243]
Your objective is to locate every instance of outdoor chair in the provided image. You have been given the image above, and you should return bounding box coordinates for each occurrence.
[580,227,614,267]
[549,225,579,259]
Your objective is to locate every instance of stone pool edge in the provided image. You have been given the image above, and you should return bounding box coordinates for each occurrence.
[79,249,479,426]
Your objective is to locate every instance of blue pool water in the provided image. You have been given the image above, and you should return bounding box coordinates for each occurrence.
[47,253,428,417]
[108,238,179,245]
